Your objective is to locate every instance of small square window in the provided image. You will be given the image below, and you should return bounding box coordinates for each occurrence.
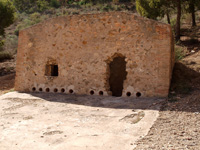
[45,64,58,76]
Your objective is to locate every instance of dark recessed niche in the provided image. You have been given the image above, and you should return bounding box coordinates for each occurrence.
[45,64,58,76]
[39,88,43,92]
[136,92,141,97]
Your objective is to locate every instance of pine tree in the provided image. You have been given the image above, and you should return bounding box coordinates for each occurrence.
[136,0,165,20]
[0,0,15,36]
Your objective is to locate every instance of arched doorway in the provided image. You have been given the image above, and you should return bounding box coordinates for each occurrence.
[109,56,127,97]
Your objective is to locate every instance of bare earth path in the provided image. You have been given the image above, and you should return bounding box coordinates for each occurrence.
[0,92,163,150]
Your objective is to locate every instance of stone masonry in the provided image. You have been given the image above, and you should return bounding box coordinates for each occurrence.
[15,12,174,98]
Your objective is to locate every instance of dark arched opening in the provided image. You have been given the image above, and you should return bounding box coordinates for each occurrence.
[109,56,127,97]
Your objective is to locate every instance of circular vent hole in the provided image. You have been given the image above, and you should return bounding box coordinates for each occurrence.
[61,88,65,93]
[54,88,58,93]
[46,88,50,92]
[32,87,36,91]
[126,92,131,97]
[90,90,94,95]
[39,88,43,92]
[136,92,141,97]
[99,91,103,96]
[69,89,74,94]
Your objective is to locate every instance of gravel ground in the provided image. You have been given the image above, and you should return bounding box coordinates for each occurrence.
[135,90,200,150]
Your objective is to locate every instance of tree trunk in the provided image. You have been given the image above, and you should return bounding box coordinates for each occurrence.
[190,3,196,27]
[176,0,181,41]
[167,12,171,24]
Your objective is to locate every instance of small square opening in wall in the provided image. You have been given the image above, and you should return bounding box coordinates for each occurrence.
[45,64,58,76]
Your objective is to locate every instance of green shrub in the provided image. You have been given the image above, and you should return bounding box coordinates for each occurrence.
[13,0,35,13]
[0,40,4,51]
[55,8,62,16]
[15,21,30,36]
[78,0,88,5]
[0,40,5,48]
[4,35,18,52]
[30,12,40,19]
[85,2,93,8]
[15,12,45,35]
[30,12,42,24]
[36,0,49,12]
[170,18,176,27]
[14,0,50,13]
[0,51,13,62]
[175,46,185,61]
[101,4,114,11]
[50,0,60,8]
[0,0,15,35]
[66,0,74,5]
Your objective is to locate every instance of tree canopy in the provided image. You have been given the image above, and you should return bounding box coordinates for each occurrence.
[136,0,200,41]
[0,0,15,36]
[136,0,165,20]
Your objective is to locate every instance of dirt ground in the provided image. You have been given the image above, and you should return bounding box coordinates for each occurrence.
[0,92,163,150]
[135,90,200,150]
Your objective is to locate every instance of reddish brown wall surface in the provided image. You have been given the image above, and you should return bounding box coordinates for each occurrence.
[15,12,174,98]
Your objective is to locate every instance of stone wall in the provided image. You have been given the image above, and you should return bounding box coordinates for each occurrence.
[15,12,174,98]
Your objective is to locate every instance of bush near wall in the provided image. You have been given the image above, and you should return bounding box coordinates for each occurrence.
[0,51,13,62]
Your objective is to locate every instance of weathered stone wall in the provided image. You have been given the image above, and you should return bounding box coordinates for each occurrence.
[15,12,174,98]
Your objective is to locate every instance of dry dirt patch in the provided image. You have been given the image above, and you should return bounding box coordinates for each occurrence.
[0,92,163,150]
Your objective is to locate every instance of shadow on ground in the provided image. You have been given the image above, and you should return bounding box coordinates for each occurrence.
[25,92,163,111]
[171,62,200,94]
[165,62,200,113]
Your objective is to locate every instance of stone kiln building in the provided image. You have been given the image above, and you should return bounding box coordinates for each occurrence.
[15,12,174,98]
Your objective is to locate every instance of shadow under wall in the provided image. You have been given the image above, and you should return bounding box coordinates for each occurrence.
[26,92,163,111]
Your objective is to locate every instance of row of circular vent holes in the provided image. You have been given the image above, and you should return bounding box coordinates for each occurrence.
[32,87,142,97]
